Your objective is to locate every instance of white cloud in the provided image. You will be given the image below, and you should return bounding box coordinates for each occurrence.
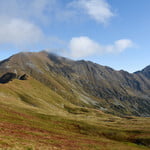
[70,0,114,24]
[0,0,66,49]
[69,36,133,58]
[106,39,133,53]
[0,0,75,49]
[0,0,119,54]
[0,0,116,50]
[0,0,74,25]
[69,37,100,58]
[0,18,43,46]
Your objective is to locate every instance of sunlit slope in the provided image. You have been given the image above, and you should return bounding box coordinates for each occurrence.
[0,77,76,116]
[0,78,149,149]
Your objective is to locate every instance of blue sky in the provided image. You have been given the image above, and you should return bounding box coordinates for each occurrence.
[0,0,149,73]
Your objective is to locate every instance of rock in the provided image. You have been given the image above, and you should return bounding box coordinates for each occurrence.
[19,74,28,80]
[0,72,17,83]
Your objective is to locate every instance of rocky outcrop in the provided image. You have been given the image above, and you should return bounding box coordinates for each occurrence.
[135,65,150,79]
[0,72,28,83]
[0,72,17,83]
[19,74,28,80]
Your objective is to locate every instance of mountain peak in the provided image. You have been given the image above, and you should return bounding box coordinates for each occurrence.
[135,65,150,79]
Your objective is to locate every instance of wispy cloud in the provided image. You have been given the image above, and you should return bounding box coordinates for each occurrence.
[0,0,57,24]
[0,0,116,50]
[0,0,121,57]
[0,18,44,46]
[0,0,49,49]
[105,39,133,53]
[0,0,74,49]
[69,36,133,58]
[70,0,114,24]
[0,0,75,25]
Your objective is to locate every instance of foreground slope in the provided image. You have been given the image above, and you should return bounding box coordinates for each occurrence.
[0,77,150,149]
[0,51,150,116]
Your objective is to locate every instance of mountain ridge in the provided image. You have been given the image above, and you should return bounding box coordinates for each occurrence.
[0,51,150,117]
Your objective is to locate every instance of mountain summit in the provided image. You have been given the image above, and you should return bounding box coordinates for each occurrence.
[0,51,150,116]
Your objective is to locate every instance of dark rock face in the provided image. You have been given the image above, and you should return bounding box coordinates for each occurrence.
[0,72,17,83]
[19,74,28,80]
[135,65,150,79]
[0,72,29,83]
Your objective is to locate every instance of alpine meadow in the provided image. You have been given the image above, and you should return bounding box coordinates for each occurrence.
[0,0,150,150]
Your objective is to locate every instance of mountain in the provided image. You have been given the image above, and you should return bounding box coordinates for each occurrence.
[0,51,150,117]
[135,65,150,79]
[0,51,150,149]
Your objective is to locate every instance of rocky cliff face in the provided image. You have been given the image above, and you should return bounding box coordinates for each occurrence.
[0,51,150,116]
[135,65,150,79]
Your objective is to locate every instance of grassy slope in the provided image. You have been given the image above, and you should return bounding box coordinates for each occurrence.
[0,78,150,150]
